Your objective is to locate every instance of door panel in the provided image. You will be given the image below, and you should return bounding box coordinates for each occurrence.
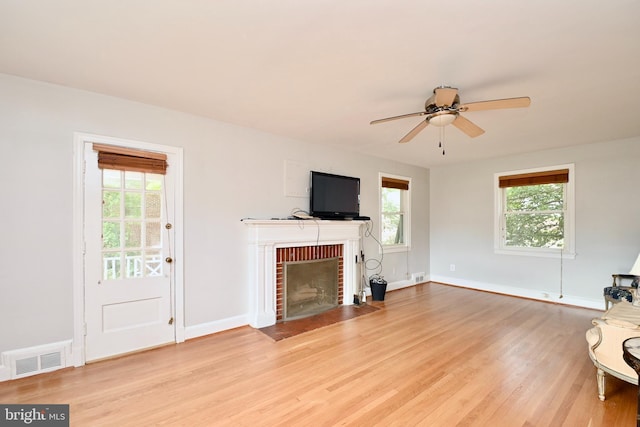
[84,143,175,361]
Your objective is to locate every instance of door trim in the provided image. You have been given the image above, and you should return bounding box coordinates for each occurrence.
[72,132,184,367]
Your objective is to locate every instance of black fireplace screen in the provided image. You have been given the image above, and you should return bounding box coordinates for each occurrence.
[284,257,339,321]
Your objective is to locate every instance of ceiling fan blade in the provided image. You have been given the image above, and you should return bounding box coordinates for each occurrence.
[399,120,429,143]
[460,96,531,112]
[434,87,458,106]
[370,111,426,125]
[452,115,485,138]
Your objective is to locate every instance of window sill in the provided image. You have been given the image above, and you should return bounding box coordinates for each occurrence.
[382,245,411,254]
[495,248,575,259]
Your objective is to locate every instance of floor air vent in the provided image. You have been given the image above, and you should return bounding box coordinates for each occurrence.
[412,272,426,283]
[41,352,62,370]
[3,340,71,380]
[13,351,63,378]
[15,356,39,376]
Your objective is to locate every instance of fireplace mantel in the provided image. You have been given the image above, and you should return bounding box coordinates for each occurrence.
[244,219,365,328]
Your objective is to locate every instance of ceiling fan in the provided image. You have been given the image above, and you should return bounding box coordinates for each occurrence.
[370,86,530,143]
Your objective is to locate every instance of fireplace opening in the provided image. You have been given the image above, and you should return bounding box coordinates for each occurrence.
[284,257,339,321]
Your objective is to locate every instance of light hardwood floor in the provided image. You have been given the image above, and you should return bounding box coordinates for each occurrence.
[0,283,635,426]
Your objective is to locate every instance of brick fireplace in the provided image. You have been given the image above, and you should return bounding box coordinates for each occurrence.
[244,219,364,328]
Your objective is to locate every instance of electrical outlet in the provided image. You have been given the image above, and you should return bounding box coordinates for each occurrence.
[449,264,456,272]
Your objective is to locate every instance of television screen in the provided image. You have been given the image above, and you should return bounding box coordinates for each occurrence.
[310,171,360,219]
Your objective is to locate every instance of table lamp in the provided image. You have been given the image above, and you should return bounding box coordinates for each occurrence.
[630,253,640,292]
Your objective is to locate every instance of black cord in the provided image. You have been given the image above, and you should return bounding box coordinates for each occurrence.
[362,220,384,278]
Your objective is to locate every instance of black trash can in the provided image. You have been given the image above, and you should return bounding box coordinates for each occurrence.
[370,276,388,301]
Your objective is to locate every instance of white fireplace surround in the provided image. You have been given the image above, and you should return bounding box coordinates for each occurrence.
[244,219,364,328]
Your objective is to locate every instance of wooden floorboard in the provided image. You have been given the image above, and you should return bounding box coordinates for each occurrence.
[0,282,635,426]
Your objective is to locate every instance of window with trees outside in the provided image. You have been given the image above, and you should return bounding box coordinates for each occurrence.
[94,143,168,280]
[380,173,411,252]
[495,164,575,258]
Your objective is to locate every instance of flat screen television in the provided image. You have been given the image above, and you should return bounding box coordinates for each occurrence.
[310,171,360,219]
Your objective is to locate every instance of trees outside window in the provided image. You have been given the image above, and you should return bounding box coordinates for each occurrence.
[504,183,564,248]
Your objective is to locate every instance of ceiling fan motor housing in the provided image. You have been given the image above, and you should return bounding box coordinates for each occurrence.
[424,92,460,126]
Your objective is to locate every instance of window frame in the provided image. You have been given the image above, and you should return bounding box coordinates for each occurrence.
[379,172,412,253]
[494,164,575,259]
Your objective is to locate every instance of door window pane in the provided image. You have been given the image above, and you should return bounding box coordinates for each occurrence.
[102,222,120,249]
[102,253,120,280]
[103,191,120,218]
[125,171,143,189]
[145,250,163,277]
[124,192,142,218]
[146,174,162,191]
[126,251,143,278]
[146,193,161,219]
[102,169,164,280]
[125,221,142,248]
[103,169,121,188]
[146,221,161,247]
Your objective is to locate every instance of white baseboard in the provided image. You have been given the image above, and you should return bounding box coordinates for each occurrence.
[184,314,250,340]
[1,340,73,382]
[387,279,416,292]
[0,364,10,382]
[430,275,603,310]
[365,278,417,295]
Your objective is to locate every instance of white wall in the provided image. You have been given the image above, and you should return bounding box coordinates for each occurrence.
[0,74,429,355]
[429,137,640,308]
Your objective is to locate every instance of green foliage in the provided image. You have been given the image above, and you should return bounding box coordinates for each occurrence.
[505,184,564,248]
[381,188,404,245]
[102,221,120,249]
[506,184,563,211]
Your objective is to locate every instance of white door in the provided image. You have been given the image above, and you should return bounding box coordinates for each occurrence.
[83,142,175,361]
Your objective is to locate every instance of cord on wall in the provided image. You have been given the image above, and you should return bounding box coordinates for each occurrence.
[559,246,564,299]
[405,243,410,280]
[363,220,384,278]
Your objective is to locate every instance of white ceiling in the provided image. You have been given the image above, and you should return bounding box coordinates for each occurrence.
[1,0,639,168]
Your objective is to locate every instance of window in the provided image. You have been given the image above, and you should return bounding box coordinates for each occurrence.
[94,143,168,280]
[101,170,164,280]
[495,164,575,258]
[380,173,411,252]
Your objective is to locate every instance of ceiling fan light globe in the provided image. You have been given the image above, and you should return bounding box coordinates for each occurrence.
[428,113,457,127]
